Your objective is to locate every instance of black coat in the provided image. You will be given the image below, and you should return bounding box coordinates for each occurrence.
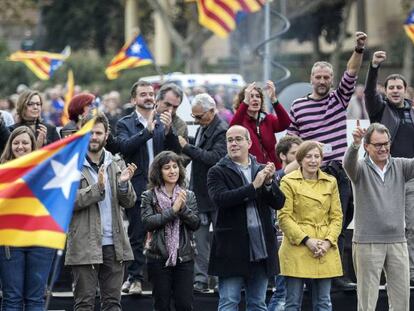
[116,111,181,198]
[9,121,60,146]
[182,115,227,212]
[207,155,285,278]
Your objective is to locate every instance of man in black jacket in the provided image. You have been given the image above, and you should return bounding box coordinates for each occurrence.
[116,81,181,294]
[178,93,228,292]
[365,50,414,285]
[207,125,285,310]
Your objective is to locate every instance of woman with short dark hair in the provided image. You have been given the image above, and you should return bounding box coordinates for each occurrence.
[141,151,200,311]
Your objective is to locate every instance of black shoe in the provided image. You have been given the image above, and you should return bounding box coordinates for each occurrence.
[193,282,209,293]
[331,277,356,291]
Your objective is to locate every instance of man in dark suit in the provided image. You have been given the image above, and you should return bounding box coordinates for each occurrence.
[178,93,228,292]
[207,125,285,310]
[116,81,181,294]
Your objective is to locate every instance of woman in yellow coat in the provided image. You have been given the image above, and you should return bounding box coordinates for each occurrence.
[277,141,343,311]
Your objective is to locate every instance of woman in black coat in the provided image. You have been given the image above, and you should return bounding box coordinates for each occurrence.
[9,90,60,147]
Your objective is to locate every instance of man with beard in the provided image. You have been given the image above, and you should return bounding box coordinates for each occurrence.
[364,51,414,286]
[287,31,367,290]
[116,81,181,294]
[65,112,137,310]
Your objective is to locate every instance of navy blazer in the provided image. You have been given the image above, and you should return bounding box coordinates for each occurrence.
[116,111,180,197]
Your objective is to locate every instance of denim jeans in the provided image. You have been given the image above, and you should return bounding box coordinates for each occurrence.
[218,261,268,311]
[267,275,286,311]
[285,277,332,311]
[0,246,55,311]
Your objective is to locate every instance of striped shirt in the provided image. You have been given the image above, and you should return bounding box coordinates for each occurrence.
[287,71,357,164]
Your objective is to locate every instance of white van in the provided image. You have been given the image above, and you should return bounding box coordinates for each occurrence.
[140,73,245,136]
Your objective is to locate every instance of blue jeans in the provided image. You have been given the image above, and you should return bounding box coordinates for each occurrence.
[267,275,286,311]
[285,277,332,311]
[218,262,268,311]
[0,246,55,311]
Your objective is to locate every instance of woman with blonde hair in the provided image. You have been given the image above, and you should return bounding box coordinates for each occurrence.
[0,126,56,311]
[9,90,60,148]
[278,141,343,310]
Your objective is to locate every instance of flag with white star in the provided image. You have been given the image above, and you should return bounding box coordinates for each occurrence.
[405,9,414,44]
[8,46,71,80]
[105,34,154,80]
[0,120,93,249]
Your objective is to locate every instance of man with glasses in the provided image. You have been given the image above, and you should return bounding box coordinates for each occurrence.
[344,122,414,311]
[364,51,414,285]
[207,125,285,310]
[178,93,227,292]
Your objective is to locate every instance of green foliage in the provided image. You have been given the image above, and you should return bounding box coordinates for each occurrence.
[283,1,347,44]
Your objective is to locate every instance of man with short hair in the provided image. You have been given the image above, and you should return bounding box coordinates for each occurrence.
[364,51,414,284]
[288,31,367,290]
[178,93,228,292]
[207,125,285,310]
[344,122,414,311]
[117,81,181,294]
[65,112,137,311]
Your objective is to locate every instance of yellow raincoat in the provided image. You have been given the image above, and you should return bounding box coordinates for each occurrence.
[277,169,343,278]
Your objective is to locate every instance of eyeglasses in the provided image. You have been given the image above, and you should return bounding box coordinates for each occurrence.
[27,101,42,107]
[369,141,390,150]
[191,110,209,120]
[226,136,247,144]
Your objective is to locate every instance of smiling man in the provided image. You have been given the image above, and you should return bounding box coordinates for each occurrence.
[364,51,414,286]
[207,125,285,311]
[344,123,414,311]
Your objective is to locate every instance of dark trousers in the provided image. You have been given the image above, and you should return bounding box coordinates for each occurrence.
[147,259,194,311]
[71,245,124,311]
[321,161,354,270]
[194,211,216,285]
[125,200,146,282]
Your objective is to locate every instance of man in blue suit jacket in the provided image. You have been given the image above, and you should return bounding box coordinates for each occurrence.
[116,81,181,294]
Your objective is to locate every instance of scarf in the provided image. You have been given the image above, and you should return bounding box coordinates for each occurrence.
[154,185,182,266]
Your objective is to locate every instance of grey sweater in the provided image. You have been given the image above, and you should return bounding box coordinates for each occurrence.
[344,145,414,243]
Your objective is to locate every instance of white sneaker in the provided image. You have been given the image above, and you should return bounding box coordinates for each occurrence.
[129,281,142,295]
[121,280,131,293]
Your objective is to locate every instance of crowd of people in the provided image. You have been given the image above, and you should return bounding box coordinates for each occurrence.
[0,30,414,311]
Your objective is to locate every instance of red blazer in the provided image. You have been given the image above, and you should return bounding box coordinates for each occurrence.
[230,102,291,169]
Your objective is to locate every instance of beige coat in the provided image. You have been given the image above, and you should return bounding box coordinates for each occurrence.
[277,169,343,278]
[65,151,136,265]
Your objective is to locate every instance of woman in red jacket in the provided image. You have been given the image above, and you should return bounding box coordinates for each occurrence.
[230,81,291,169]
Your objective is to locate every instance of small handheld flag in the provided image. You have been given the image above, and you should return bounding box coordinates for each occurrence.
[61,70,75,126]
[105,34,154,80]
[0,120,93,249]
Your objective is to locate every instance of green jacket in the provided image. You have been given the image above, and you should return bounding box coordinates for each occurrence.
[65,151,136,265]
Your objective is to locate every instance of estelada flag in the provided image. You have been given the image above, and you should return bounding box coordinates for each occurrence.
[0,120,93,249]
[404,9,414,44]
[105,33,153,80]
[8,46,71,80]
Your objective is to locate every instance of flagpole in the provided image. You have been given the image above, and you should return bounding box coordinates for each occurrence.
[44,249,64,311]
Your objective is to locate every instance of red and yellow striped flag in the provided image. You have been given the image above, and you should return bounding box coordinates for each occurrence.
[0,120,93,249]
[196,0,265,38]
[61,69,75,126]
[8,46,71,80]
